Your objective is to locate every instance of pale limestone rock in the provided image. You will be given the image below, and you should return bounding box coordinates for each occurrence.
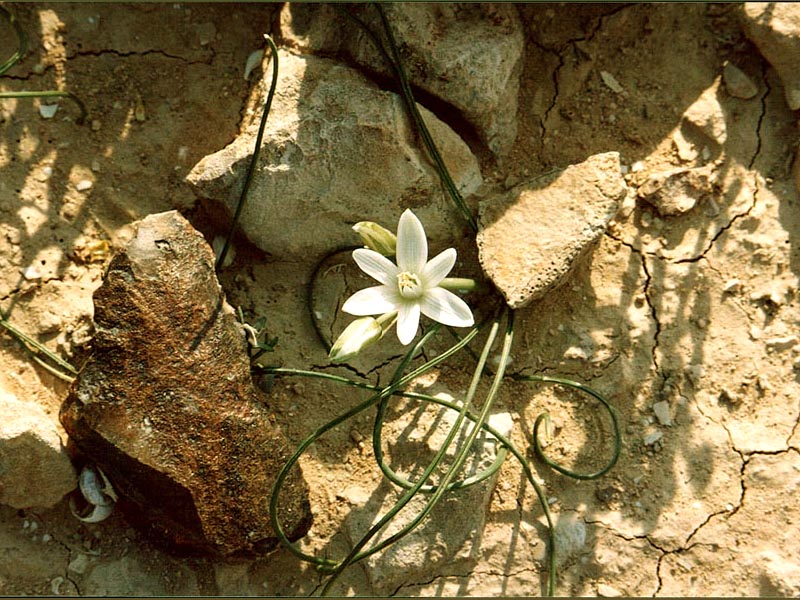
[477,152,627,309]
[741,3,800,109]
[0,389,77,509]
[278,4,524,157]
[637,164,716,217]
[188,50,482,261]
[682,78,727,145]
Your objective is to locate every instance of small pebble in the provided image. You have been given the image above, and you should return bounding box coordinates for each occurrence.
[22,266,42,280]
[76,179,93,191]
[91,119,102,131]
[723,61,758,99]
[600,70,624,93]
[766,336,798,352]
[39,103,59,119]
[91,159,101,172]
[723,279,742,294]
[643,430,663,446]
[653,401,672,426]
[597,583,624,597]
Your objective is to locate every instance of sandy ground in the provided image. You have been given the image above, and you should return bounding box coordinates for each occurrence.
[1,3,799,597]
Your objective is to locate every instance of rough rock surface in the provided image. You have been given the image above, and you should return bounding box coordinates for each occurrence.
[0,389,77,509]
[637,164,717,217]
[741,3,800,110]
[477,152,627,309]
[682,78,728,146]
[187,50,482,262]
[59,211,311,557]
[277,4,524,158]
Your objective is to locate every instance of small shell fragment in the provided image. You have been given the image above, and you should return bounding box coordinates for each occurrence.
[244,49,264,80]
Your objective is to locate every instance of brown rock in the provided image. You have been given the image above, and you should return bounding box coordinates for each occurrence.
[477,152,626,309]
[59,211,311,557]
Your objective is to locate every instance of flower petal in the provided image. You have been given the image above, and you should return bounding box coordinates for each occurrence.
[396,301,421,345]
[420,287,475,328]
[421,248,456,288]
[396,209,427,273]
[342,285,399,316]
[353,249,398,285]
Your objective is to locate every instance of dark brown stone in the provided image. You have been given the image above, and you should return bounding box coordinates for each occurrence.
[60,211,311,557]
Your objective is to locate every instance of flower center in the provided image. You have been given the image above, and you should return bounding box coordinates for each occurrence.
[397,271,424,299]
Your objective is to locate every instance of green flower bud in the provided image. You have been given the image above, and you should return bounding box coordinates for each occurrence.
[352,221,397,256]
[329,317,384,363]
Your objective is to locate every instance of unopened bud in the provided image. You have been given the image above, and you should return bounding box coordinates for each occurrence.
[353,221,397,256]
[329,317,383,363]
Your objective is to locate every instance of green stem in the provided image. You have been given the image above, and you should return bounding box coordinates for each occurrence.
[320,316,503,594]
[513,373,621,480]
[215,35,279,272]
[0,315,78,381]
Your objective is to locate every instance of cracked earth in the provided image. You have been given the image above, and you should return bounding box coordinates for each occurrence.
[1,3,800,597]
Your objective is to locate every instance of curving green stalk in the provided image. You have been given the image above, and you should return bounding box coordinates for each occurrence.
[215,35,280,271]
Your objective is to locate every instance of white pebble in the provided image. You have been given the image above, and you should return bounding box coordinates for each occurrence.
[39,103,59,119]
[42,533,52,543]
[22,266,42,280]
[76,179,93,191]
[723,279,742,294]
[643,430,663,446]
[600,70,624,93]
[653,401,672,426]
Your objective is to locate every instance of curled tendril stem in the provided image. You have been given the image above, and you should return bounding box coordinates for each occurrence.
[512,373,622,480]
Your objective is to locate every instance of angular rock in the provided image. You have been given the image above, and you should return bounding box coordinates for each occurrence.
[637,164,716,217]
[682,78,727,146]
[477,152,627,309]
[187,50,482,262]
[741,3,800,109]
[278,4,525,157]
[59,211,311,557]
[0,389,77,509]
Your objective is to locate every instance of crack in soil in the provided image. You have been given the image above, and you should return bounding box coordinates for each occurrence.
[69,47,210,66]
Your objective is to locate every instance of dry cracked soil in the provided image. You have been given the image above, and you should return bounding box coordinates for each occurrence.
[1,3,800,597]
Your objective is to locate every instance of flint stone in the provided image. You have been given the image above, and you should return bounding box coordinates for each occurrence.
[278,4,524,157]
[741,3,800,110]
[477,152,627,309]
[637,164,716,217]
[187,50,482,262]
[0,389,77,509]
[59,210,311,557]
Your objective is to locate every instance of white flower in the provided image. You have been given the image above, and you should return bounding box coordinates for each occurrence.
[341,209,474,345]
